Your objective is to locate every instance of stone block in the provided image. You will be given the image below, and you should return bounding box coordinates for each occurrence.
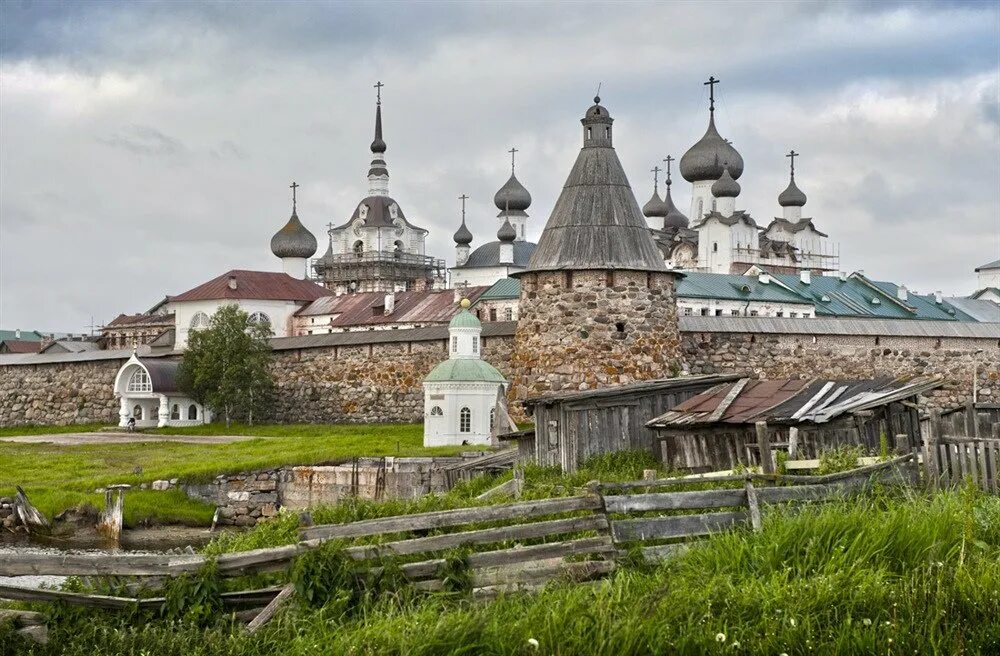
[227,491,251,502]
[151,480,170,491]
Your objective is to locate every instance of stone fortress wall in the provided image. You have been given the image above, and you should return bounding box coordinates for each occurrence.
[1,318,996,428]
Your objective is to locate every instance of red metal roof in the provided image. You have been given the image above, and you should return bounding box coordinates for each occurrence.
[0,340,42,353]
[105,312,175,328]
[669,379,811,423]
[170,270,332,303]
[297,287,490,328]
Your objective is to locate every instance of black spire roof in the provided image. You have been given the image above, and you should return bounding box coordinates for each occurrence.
[519,99,666,274]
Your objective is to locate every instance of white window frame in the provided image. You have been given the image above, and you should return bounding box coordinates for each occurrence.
[248,311,271,326]
[459,407,471,433]
[190,312,211,329]
[127,369,152,393]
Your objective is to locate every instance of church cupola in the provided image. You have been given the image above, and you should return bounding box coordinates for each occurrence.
[778,149,807,221]
[662,155,689,229]
[641,164,669,229]
[711,165,740,217]
[454,194,473,267]
[581,95,613,148]
[271,181,318,278]
[680,76,744,221]
[497,217,516,264]
[367,81,390,197]
[494,147,532,241]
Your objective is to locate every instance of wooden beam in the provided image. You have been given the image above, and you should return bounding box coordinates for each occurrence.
[744,477,762,532]
[705,378,749,423]
[755,421,775,474]
[610,511,748,543]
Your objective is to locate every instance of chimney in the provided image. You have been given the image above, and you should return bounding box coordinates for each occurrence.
[14,329,20,339]
[897,285,908,301]
[838,271,848,282]
[384,292,395,315]
[799,270,812,285]
[228,275,238,290]
[453,288,462,304]
[934,290,943,304]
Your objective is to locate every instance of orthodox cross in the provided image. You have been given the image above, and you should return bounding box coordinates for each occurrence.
[650,165,662,191]
[663,155,675,185]
[786,149,799,177]
[374,80,384,104]
[704,76,719,112]
[459,194,469,221]
[508,147,518,172]
[289,181,299,211]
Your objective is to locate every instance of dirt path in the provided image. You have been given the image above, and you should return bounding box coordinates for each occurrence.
[0,432,254,446]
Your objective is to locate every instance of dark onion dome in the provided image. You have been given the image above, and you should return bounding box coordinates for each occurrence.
[493,173,532,212]
[370,102,387,154]
[679,115,744,183]
[711,165,740,198]
[778,176,807,207]
[497,217,517,242]
[271,210,318,259]
[642,189,668,218]
[453,218,473,245]
[662,185,689,229]
[520,99,666,275]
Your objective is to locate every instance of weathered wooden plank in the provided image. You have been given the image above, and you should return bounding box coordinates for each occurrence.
[610,511,748,543]
[0,552,207,578]
[601,474,749,490]
[0,584,284,609]
[472,559,614,588]
[756,421,775,474]
[341,515,609,560]
[301,495,601,541]
[744,478,762,532]
[246,584,294,634]
[705,378,749,423]
[603,488,746,513]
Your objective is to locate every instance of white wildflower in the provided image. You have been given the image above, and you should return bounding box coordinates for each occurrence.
[862,618,872,626]
[527,638,539,649]
[716,633,727,643]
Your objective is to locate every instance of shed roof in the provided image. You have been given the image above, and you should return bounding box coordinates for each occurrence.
[524,374,739,410]
[170,270,331,303]
[475,278,521,301]
[647,376,943,427]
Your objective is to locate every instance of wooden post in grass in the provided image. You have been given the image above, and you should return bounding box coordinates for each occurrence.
[755,421,774,474]
[13,487,49,533]
[787,427,799,460]
[744,475,762,532]
[97,485,129,545]
[246,584,294,634]
[926,410,942,489]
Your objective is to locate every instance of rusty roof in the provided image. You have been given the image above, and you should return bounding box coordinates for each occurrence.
[0,339,42,353]
[648,376,943,427]
[105,312,175,328]
[170,270,332,303]
[296,286,490,328]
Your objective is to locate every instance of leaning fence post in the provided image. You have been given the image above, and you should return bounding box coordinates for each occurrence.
[787,427,799,460]
[927,409,942,489]
[755,421,775,475]
[744,475,762,532]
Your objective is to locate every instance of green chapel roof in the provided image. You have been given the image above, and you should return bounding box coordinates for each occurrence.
[424,358,506,383]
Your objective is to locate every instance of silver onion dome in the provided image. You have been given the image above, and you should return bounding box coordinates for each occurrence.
[679,115,744,183]
[497,217,517,242]
[453,219,473,245]
[271,210,318,259]
[494,173,532,212]
[711,166,740,198]
[778,177,807,207]
[642,190,668,218]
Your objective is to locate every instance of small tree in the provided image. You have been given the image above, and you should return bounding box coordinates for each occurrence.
[178,305,276,427]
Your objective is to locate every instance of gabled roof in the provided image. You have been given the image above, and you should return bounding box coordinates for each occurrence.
[939,297,1000,323]
[170,270,332,303]
[0,330,44,342]
[975,259,1000,272]
[475,278,521,302]
[40,340,102,354]
[763,217,827,238]
[677,272,812,306]
[647,376,943,427]
[971,287,1000,300]
[104,312,175,328]
[693,210,756,229]
[0,339,42,353]
[296,286,490,327]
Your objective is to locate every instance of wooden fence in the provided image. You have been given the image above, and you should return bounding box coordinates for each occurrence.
[0,454,919,628]
[923,409,1000,493]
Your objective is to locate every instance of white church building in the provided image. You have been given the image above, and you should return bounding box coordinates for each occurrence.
[423,299,507,447]
[114,354,210,428]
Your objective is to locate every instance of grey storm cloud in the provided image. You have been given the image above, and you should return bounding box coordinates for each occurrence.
[0,0,998,333]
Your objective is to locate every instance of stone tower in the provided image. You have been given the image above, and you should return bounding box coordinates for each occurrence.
[510,96,682,399]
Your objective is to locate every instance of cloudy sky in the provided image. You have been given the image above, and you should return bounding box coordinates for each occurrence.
[1,0,998,333]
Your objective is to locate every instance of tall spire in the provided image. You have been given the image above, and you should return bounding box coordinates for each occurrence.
[367,81,389,195]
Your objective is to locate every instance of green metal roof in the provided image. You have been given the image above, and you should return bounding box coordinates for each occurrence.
[449,309,482,329]
[424,358,506,383]
[677,273,812,306]
[0,330,45,342]
[476,277,521,301]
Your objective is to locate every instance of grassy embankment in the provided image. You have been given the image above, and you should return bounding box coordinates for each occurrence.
[2,454,998,655]
[0,423,464,526]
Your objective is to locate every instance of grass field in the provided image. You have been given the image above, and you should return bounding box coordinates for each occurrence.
[0,423,464,526]
[4,484,998,655]
[0,423,108,438]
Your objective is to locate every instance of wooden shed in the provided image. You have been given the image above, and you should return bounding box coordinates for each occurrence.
[502,375,737,472]
[646,376,943,472]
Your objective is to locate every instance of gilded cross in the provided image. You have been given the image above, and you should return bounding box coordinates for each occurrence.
[704,76,719,112]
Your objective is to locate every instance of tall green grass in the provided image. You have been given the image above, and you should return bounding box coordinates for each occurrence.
[5,489,998,655]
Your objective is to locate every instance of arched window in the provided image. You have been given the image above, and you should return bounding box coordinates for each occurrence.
[430,406,443,416]
[188,404,198,420]
[247,312,271,326]
[132,405,142,419]
[459,407,471,433]
[353,240,364,257]
[127,369,152,393]
[190,312,210,330]
[170,404,180,420]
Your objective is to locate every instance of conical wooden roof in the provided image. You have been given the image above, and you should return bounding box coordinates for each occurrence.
[521,103,666,274]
